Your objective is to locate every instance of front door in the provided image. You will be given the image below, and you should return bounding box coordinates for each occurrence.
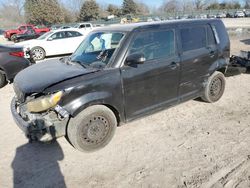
[121,28,180,120]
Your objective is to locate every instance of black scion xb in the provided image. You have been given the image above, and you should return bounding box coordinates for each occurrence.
[11,19,230,152]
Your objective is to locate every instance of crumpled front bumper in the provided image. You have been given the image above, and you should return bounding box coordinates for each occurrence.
[11,98,69,142]
[11,98,30,136]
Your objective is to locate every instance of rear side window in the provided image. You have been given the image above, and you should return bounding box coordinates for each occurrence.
[181,26,206,52]
[128,30,175,61]
[207,25,216,46]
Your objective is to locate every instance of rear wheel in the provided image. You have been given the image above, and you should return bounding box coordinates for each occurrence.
[201,71,225,103]
[31,47,45,61]
[0,71,7,88]
[67,105,117,152]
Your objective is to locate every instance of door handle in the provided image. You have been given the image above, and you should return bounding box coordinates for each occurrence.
[169,62,179,70]
[209,50,215,58]
[207,47,215,57]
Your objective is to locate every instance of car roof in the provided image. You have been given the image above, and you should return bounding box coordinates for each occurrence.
[93,19,221,32]
[52,28,83,33]
[76,23,92,25]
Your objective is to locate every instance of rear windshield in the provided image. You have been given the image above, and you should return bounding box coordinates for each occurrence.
[37,31,53,40]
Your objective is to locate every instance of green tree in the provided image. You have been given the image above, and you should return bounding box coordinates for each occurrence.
[61,6,76,23]
[137,2,150,15]
[207,3,220,10]
[78,0,99,21]
[107,4,121,16]
[24,0,64,25]
[122,0,138,15]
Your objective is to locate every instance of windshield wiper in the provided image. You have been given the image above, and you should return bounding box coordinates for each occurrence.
[70,60,90,69]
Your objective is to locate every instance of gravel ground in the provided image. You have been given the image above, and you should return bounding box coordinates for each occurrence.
[1,26,250,188]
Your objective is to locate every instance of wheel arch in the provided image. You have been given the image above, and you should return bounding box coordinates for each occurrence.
[0,66,8,79]
[208,58,229,76]
[69,102,121,126]
[31,46,46,57]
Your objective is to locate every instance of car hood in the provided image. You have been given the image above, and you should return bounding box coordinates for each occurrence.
[14,60,98,94]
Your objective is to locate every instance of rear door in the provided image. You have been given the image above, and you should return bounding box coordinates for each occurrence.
[121,28,180,120]
[178,24,218,101]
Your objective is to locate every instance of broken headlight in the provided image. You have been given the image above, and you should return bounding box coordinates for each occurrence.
[27,91,63,113]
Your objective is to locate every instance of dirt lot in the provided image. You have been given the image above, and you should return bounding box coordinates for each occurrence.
[1,31,250,188]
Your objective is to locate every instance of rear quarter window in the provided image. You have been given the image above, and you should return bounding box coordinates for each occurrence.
[207,25,216,46]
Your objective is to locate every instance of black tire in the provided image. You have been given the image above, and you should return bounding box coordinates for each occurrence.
[201,71,225,103]
[31,47,46,61]
[67,105,117,152]
[10,34,16,41]
[0,71,7,88]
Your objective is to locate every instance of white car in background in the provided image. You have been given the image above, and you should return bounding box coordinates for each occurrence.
[17,29,86,61]
[234,11,245,18]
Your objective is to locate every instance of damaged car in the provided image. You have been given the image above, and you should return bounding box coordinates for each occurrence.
[11,19,230,152]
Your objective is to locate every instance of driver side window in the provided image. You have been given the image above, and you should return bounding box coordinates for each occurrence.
[19,26,26,31]
[50,32,65,40]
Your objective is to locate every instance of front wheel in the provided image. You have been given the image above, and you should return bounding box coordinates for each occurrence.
[201,71,225,103]
[31,47,46,61]
[67,105,117,152]
[10,34,16,41]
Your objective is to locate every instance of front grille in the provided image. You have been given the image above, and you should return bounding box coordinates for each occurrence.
[13,83,25,103]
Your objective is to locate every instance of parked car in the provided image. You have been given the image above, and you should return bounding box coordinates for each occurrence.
[0,29,5,35]
[0,45,34,88]
[74,23,93,30]
[244,10,250,17]
[17,29,86,61]
[11,19,230,152]
[207,14,217,19]
[147,17,153,22]
[234,11,245,18]
[216,13,226,18]
[4,24,50,41]
[13,28,43,43]
[226,12,234,18]
[59,26,73,29]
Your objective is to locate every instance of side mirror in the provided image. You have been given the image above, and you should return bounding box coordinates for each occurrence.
[47,37,53,41]
[126,53,146,66]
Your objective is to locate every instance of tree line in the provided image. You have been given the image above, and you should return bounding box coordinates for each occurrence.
[1,0,250,27]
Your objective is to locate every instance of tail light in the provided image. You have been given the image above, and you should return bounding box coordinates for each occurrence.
[9,51,24,57]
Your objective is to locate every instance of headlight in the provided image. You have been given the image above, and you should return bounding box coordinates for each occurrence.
[27,91,63,113]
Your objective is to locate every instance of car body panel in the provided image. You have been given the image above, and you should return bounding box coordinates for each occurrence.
[0,45,30,80]
[4,24,50,40]
[14,60,98,94]
[12,19,230,141]
[17,29,86,56]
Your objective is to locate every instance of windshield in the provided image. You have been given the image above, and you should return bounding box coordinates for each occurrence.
[70,32,125,68]
[37,31,53,40]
